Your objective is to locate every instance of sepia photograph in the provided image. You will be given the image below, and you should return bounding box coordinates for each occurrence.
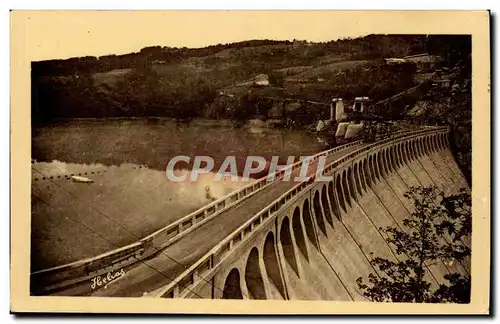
[10,10,490,314]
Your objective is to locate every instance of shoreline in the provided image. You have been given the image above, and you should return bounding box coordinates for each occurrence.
[34,116,298,130]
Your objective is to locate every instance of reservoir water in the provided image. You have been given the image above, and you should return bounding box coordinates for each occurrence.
[31,118,327,271]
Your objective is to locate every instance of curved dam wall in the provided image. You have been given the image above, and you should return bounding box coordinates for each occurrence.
[158,129,470,300]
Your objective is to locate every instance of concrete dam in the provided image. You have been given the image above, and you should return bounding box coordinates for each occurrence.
[153,127,470,300]
[32,127,471,300]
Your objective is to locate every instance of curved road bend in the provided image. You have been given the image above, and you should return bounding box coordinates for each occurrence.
[53,143,367,297]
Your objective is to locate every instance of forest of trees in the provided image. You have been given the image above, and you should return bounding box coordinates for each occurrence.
[31,34,437,123]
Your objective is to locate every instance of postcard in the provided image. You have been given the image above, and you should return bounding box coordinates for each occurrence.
[10,10,490,314]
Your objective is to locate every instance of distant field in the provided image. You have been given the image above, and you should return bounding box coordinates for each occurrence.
[277,66,313,77]
[310,54,347,66]
[287,60,372,81]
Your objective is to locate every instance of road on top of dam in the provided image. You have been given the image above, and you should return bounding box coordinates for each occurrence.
[53,142,368,297]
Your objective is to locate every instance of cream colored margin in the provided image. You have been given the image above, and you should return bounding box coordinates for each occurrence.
[10,10,490,314]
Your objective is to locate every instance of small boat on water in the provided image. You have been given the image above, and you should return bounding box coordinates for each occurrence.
[71,175,94,183]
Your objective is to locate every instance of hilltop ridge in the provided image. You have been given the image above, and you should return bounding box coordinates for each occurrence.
[31,34,468,124]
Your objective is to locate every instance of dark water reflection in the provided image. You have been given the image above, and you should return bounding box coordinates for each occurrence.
[32,119,328,175]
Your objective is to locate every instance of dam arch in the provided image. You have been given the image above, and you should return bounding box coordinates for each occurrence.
[321,185,334,227]
[280,216,299,276]
[328,181,341,220]
[368,156,377,184]
[398,143,404,164]
[366,156,373,183]
[292,206,308,260]
[342,171,352,208]
[394,145,400,169]
[394,145,400,167]
[373,154,381,181]
[366,157,372,185]
[372,155,379,181]
[387,148,393,172]
[383,149,390,173]
[376,153,383,180]
[336,175,347,213]
[223,268,243,299]
[359,161,367,192]
[303,199,319,249]
[245,247,266,299]
[405,142,411,161]
[347,167,357,202]
[390,147,396,171]
[377,152,384,178]
[391,146,398,169]
[363,159,371,188]
[382,151,389,175]
[354,163,363,195]
[376,153,383,177]
[263,232,286,298]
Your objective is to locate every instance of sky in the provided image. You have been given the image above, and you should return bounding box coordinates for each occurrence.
[14,11,375,61]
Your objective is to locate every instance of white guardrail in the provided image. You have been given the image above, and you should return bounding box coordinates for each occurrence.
[30,127,442,294]
[152,127,448,298]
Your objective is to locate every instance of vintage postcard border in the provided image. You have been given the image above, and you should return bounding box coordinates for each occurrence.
[10,10,490,314]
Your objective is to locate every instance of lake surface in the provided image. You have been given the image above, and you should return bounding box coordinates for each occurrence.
[31,118,328,271]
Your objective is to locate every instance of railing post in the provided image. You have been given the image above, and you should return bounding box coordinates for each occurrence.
[192,268,199,283]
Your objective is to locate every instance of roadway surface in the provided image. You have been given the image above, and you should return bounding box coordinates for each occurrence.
[53,143,367,297]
